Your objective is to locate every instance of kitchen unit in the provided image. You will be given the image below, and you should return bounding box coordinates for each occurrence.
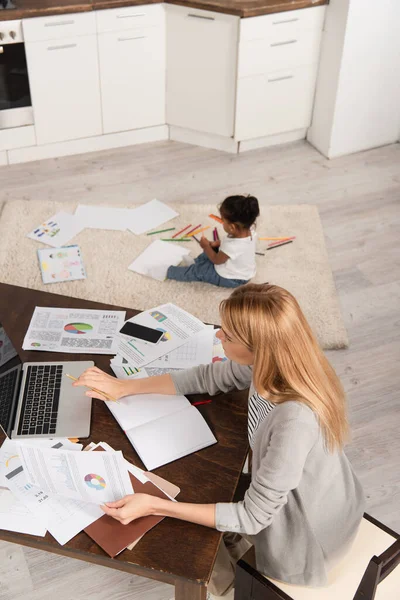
[0,0,328,164]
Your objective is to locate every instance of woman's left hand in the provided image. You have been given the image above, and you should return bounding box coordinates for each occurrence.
[101,493,155,525]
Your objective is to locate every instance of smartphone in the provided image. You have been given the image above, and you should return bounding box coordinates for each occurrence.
[119,322,164,345]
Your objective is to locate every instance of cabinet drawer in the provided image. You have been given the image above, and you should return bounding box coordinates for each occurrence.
[96,4,164,33]
[235,64,318,141]
[240,6,325,42]
[23,12,96,42]
[238,25,322,77]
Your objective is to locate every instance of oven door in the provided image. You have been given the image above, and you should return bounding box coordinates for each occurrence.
[0,42,33,129]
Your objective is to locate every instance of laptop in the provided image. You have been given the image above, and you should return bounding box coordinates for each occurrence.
[0,322,94,439]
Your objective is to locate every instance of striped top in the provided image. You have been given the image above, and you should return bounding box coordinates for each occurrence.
[248,392,275,447]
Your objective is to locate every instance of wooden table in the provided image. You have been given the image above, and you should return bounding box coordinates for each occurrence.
[0,283,249,600]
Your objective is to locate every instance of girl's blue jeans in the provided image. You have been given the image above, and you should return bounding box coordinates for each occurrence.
[167,252,248,288]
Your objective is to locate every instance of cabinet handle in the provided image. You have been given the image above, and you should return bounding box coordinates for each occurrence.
[44,20,75,27]
[268,74,294,82]
[270,39,297,47]
[118,36,146,42]
[47,43,77,51]
[272,17,299,25]
[116,13,145,18]
[187,13,215,21]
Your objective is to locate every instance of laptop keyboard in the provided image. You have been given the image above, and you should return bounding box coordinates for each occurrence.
[17,365,63,436]
[0,368,18,430]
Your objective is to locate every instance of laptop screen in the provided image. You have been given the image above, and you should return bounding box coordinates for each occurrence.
[0,323,22,436]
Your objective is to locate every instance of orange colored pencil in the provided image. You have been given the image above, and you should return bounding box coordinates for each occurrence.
[172,224,191,239]
[268,236,296,247]
[186,226,210,237]
[209,214,223,224]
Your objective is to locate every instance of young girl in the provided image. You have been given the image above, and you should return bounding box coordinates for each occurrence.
[74,284,364,596]
[166,195,260,288]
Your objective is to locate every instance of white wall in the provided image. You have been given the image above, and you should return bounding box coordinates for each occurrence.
[308,0,400,158]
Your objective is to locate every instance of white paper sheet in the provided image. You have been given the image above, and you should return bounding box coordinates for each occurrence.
[128,239,190,281]
[117,303,206,368]
[18,444,133,504]
[22,306,125,354]
[147,326,214,369]
[27,212,84,248]
[0,488,47,536]
[37,245,86,284]
[74,205,134,231]
[110,356,148,380]
[127,199,179,235]
[106,393,190,433]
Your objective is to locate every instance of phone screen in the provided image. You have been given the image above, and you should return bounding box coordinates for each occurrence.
[120,322,164,344]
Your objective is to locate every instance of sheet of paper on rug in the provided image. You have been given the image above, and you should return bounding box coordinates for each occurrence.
[17,444,133,504]
[126,405,217,471]
[128,239,190,281]
[110,360,148,380]
[74,205,134,231]
[0,438,102,544]
[27,212,84,248]
[37,245,86,284]
[147,325,214,369]
[0,325,18,367]
[22,306,125,354]
[117,303,206,368]
[0,487,47,536]
[127,199,179,235]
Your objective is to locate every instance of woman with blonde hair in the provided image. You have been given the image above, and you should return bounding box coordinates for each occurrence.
[74,283,365,596]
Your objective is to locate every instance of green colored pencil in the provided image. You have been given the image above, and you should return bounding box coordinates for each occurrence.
[147,227,176,236]
[161,238,192,242]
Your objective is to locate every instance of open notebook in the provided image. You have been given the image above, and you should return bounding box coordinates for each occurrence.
[106,394,217,470]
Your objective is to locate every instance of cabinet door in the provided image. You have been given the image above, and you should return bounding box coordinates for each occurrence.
[98,27,166,134]
[25,36,102,145]
[235,65,318,141]
[166,6,239,138]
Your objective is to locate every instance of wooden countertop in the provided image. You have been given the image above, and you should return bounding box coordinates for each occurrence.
[0,0,328,21]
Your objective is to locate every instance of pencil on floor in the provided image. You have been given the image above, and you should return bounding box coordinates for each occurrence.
[268,236,296,247]
[259,236,293,241]
[186,226,210,237]
[172,224,192,239]
[266,241,293,250]
[147,227,175,236]
[161,238,193,242]
[186,224,202,235]
[65,373,119,403]
[256,252,265,256]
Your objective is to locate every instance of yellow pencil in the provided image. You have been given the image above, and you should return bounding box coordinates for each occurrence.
[65,373,119,403]
[186,226,210,237]
[259,236,293,241]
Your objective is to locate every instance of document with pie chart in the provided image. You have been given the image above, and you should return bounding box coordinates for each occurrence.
[22,306,126,354]
[17,443,133,504]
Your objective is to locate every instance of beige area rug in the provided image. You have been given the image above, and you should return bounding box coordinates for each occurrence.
[0,201,348,349]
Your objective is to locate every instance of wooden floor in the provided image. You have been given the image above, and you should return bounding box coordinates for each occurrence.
[0,139,399,599]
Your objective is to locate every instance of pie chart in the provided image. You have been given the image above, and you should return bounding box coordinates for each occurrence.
[64,322,93,335]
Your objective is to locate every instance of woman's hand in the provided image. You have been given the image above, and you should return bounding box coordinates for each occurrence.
[72,366,129,401]
[102,494,156,525]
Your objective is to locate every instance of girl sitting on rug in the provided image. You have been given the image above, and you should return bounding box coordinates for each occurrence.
[166,194,260,288]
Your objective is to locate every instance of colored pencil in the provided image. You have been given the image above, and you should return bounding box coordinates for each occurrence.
[161,238,193,242]
[65,373,119,403]
[213,228,216,241]
[186,226,210,237]
[266,241,293,251]
[268,236,296,247]
[172,224,191,239]
[259,236,293,241]
[192,400,212,406]
[215,227,220,241]
[186,223,202,235]
[256,252,265,256]
[146,227,175,236]
[209,214,223,224]
[192,235,201,244]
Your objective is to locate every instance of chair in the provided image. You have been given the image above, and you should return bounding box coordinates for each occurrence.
[234,514,400,600]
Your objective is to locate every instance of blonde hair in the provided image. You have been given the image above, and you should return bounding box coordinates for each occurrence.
[220,284,349,452]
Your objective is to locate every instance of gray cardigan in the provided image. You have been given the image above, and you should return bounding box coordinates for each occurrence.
[171,360,365,586]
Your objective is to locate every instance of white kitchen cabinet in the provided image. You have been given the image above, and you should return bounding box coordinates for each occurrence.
[23,14,102,145]
[235,6,325,142]
[97,6,165,134]
[166,5,239,138]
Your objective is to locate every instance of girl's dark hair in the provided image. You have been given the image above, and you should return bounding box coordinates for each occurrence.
[219,195,260,229]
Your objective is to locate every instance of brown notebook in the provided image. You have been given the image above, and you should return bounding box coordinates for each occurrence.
[84,448,179,557]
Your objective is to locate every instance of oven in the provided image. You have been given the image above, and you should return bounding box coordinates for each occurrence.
[0,16,33,130]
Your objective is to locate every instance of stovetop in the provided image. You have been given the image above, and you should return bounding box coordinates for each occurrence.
[0,0,16,9]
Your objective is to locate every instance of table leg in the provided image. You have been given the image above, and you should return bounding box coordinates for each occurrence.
[174,580,207,600]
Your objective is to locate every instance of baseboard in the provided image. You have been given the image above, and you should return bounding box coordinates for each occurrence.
[0,150,7,166]
[238,129,307,153]
[169,125,238,154]
[7,125,169,165]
